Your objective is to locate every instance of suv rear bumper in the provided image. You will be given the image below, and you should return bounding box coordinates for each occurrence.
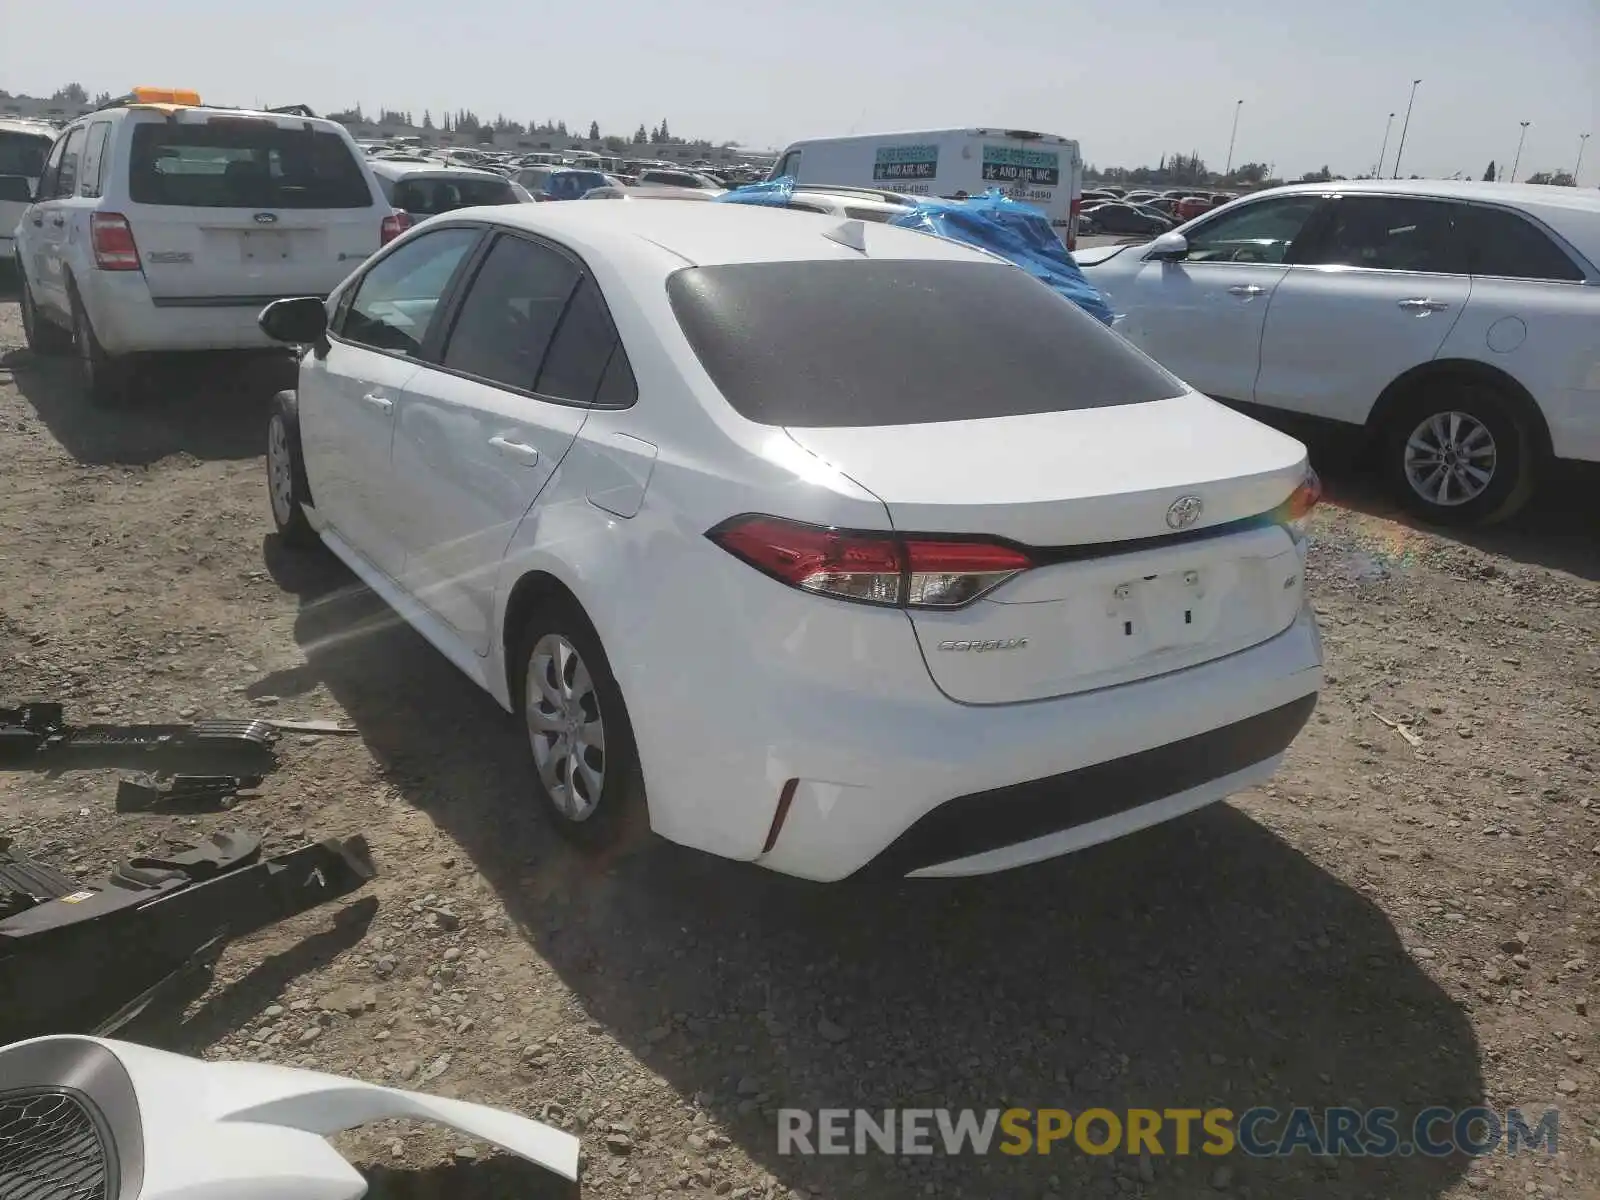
[77,271,302,354]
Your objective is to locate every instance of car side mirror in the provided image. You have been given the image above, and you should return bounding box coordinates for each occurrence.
[0,175,35,203]
[1144,231,1189,262]
[259,296,329,351]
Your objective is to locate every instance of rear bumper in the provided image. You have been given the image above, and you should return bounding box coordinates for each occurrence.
[741,604,1322,881]
[75,271,297,354]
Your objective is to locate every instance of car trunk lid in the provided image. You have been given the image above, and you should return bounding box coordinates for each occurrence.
[784,395,1311,704]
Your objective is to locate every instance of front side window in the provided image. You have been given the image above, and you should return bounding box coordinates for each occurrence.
[35,133,68,199]
[340,227,481,355]
[441,235,581,390]
[127,122,373,209]
[1459,205,1585,282]
[1297,196,1467,274]
[1183,195,1326,264]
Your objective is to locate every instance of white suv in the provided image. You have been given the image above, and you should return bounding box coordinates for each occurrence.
[11,89,399,405]
[1081,180,1600,524]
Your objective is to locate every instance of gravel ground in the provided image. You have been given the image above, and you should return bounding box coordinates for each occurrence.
[0,282,1596,1200]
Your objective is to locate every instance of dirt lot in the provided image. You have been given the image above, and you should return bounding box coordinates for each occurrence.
[0,286,1596,1200]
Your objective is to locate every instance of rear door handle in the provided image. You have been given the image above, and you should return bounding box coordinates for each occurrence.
[1398,297,1450,312]
[30,214,43,226]
[1227,284,1266,297]
[489,436,540,465]
[50,216,64,227]
[360,391,393,411]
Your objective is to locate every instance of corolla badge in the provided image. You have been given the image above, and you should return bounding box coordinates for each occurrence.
[1166,494,1204,529]
[253,212,279,225]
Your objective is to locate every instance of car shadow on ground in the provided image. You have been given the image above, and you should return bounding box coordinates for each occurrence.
[1242,408,1600,583]
[259,535,1482,1199]
[1,342,293,466]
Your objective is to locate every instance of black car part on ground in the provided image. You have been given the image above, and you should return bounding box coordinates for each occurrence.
[0,703,279,776]
[0,830,375,1041]
[115,773,266,812]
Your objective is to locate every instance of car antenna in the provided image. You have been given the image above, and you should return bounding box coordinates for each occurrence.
[822,219,869,254]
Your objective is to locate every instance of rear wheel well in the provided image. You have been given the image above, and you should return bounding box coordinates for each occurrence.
[501,571,586,702]
[1366,359,1552,460]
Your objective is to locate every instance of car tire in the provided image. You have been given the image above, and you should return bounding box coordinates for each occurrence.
[19,268,72,355]
[1383,378,1537,527]
[267,390,318,547]
[68,284,134,408]
[511,597,648,854]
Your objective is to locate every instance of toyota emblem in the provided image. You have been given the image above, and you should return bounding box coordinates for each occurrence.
[253,212,279,225]
[1166,495,1203,529]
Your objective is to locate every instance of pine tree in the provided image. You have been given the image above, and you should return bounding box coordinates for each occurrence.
[588,121,600,141]
[659,118,671,142]
[1483,161,1496,181]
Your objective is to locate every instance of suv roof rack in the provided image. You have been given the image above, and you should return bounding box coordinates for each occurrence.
[266,104,319,118]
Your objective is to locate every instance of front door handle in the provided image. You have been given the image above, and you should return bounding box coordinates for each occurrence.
[360,391,393,411]
[489,436,540,465]
[50,216,64,228]
[30,214,43,226]
[1398,297,1450,313]
[1227,284,1266,297]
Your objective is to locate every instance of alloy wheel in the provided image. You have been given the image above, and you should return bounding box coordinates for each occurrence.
[1403,410,1497,507]
[525,633,607,821]
[267,414,295,527]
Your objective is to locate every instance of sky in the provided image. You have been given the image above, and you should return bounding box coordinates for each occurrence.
[3,0,1597,183]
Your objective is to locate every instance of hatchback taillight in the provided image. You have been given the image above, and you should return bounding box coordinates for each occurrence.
[90,213,141,271]
[380,211,410,244]
[708,515,1032,609]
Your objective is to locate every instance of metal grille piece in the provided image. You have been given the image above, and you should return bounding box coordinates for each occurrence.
[0,1090,109,1200]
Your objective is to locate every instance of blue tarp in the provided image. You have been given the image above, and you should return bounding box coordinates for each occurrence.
[717,180,1114,326]
[888,190,1115,326]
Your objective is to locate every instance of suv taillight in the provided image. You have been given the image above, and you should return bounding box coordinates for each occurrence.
[90,213,141,271]
[708,515,1032,609]
[380,211,410,244]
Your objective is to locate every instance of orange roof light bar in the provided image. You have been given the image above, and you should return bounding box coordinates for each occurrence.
[130,87,202,106]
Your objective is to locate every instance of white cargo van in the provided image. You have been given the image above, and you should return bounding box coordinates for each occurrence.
[767,128,1085,248]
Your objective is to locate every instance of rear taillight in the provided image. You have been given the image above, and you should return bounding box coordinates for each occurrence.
[380,210,410,244]
[1067,196,1082,251]
[708,515,1032,609]
[1277,468,1322,535]
[90,213,141,271]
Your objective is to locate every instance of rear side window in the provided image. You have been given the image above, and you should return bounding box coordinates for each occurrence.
[535,275,633,405]
[442,235,581,390]
[79,122,112,198]
[53,126,86,198]
[127,122,373,209]
[392,175,517,215]
[1460,206,1586,282]
[1298,196,1468,274]
[667,259,1182,427]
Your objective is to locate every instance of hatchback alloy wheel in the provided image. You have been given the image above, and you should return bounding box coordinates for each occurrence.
[1402,409,1497,507]
[525,633,607,821]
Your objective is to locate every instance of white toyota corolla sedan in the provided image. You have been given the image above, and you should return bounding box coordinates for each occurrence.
[259,200,1324,882]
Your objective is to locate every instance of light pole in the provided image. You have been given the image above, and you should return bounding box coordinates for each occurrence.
[1510,121,1531,182]
[1376,111,1395,177]
[1576,133,1591,184]
[1224,99,1244,178]
[1391,79,1421,178]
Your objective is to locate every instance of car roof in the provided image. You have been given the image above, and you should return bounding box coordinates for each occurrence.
[1255,177,1600,215]
[451,198,995,268]
[0,118,58,138]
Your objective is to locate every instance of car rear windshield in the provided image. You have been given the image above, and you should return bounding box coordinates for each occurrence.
[666,259,1182,427]
[0,131,52,177]
[128,121,373,209]
[392,175,517,215]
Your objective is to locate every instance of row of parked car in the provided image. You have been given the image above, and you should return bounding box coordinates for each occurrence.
[4,87,1596,886]
[1078,187,1240,237]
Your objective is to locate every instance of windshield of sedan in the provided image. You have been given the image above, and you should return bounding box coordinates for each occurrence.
[667,258,1182,427]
